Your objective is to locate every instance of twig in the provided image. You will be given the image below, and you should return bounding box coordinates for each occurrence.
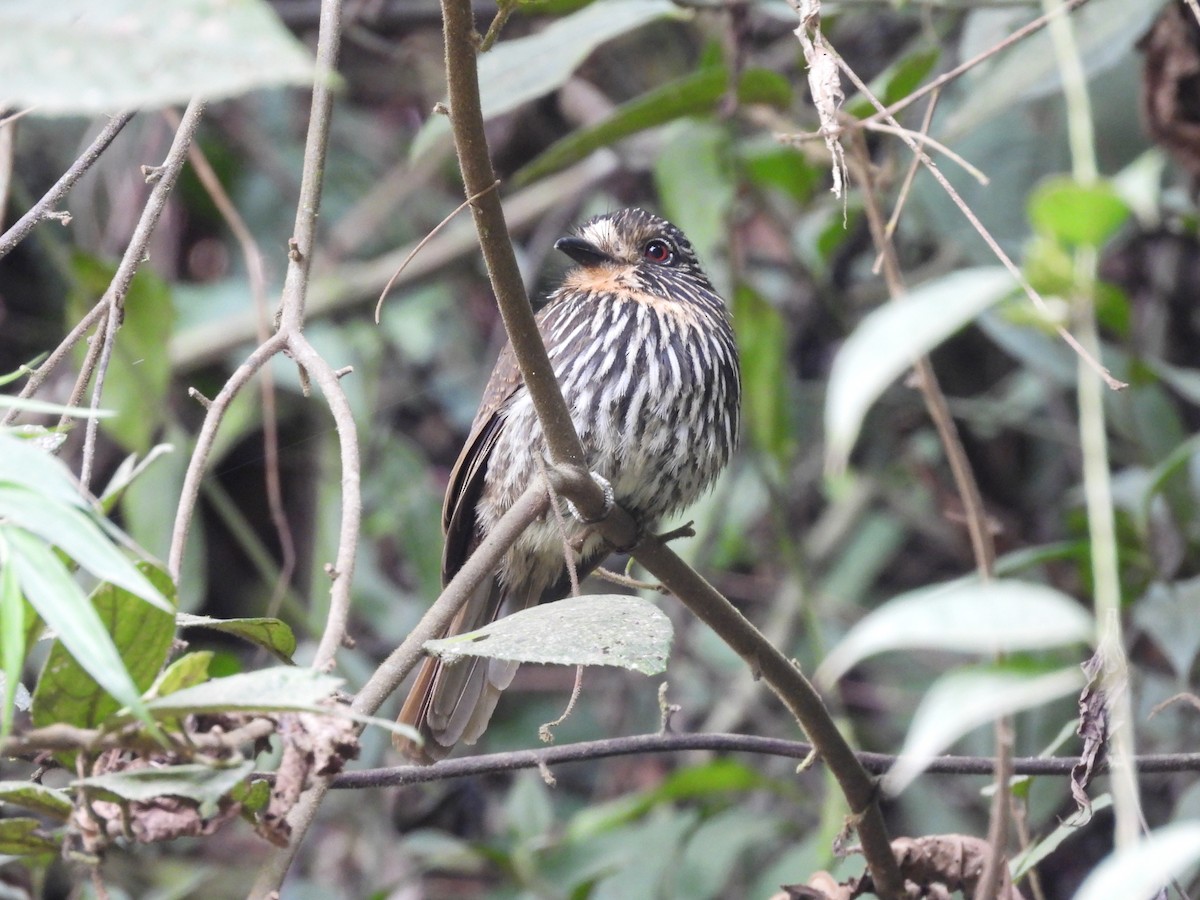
[321,731,1200,788]
[56,313,108,433]
[0,111,136,262]
[168,334,288,579]
[789,0,1093,144]
[78,99,206,490]
[177,112,297,622]
[872,90,941,275]
[373,179,499,323]
[288,332,362,671]
[0,302,109,427]
[825,40,1125,391]
[861,120,988,186]
[439,0,903,893]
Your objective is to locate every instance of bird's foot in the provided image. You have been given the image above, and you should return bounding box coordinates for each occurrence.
[565,470,615,525]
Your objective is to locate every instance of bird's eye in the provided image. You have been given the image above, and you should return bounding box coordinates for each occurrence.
[642,239,675,265]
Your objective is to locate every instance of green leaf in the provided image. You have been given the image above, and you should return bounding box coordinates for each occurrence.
[7,527,158,732]
[413,0,685,158]
[672,806,781,900]
[32,565,176,733]
[732,285,791,461]
[655,121,734,274]
[846,47,940,119]
[1010,793,1112,880]
[143,668,342,716]
[0,431,89,508]
[423,594,672,675]
[1028,177,1131,249]
[514,67,790,186]
[98,444,174,512]
[816,578,1094,686]
[0,781,73,821]
[70,257,175,453]
[0,484,171,612]
[0,0,315,116]
[0,817,60,858]
[231,777,271,814]
[825,267,1015,473]
[147,651,214,698]
[176,614,297,661]
[0,540,24,740]
[740,143,820,204]
[1073,822,1200,900]
[882,665,1084,794]
[75,760,255,818]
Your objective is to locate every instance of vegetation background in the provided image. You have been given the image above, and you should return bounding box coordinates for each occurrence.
[1,0,1198,897]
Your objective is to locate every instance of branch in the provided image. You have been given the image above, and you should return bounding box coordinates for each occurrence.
[79,99,206,490]
[0,111,135,262]
[320,732,1200,789]
[437,0,903,894]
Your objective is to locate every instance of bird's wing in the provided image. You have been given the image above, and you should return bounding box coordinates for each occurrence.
[441,341,523,584]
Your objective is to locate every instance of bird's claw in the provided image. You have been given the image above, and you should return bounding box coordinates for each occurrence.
[566,471,614,525]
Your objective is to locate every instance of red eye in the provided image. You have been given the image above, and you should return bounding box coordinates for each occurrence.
[643,239,675,265]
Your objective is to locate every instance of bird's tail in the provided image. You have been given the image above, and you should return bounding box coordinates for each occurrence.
[394,576,519,764]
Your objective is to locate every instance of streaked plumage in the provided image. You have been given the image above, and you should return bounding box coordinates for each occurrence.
[396,208,740,762]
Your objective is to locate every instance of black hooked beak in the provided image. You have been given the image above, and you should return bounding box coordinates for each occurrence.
[554,236,613,268]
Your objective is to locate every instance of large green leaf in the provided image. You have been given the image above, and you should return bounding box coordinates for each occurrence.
[514,67,791,186]
[816,578,1093,686]
[32,566,176,733]
[0,817,60,859]
[825,267,1015,473]
[0,0,315,115]
[7,527,157,731]
[882,664,1084,794]
[412,0,685,158]
[143,668,342,716]
[0,484,170,612]
[732,285,792,462]
[424,595,672,675]
[176,614,297,661]
[0,541,23,740]
[1073,823,1200,900]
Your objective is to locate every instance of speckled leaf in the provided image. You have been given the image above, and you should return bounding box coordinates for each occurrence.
[143,668,342,716]
[147,651,214,698]
[424,595,672,675]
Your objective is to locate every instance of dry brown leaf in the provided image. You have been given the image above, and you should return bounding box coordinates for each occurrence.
[1073,649,1110,821]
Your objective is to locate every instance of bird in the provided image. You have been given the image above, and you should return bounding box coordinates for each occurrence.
[395,208,741,763]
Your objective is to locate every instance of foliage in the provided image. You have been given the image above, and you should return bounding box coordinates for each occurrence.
[2,0,1200,897]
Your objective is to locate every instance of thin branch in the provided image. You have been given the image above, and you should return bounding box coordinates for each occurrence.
[168,333,288,579]
[789,0,1093,144]
[178,113,298,622]
[0,110,136,262]
[373,178,499,323]
[438,0,903,893]
[825,40,1125,391]
[320,732,1200,788]
[287,332,362,671]
[79,99,206,490]
[0,302,109,427]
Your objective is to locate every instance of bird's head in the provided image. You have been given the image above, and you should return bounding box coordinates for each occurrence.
[554,208,716,301]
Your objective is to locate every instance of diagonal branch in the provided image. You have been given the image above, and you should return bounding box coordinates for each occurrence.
[437,0,903,894]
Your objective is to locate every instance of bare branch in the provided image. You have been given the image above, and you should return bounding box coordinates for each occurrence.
[79,99,206,490]
[0,111,136,261]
